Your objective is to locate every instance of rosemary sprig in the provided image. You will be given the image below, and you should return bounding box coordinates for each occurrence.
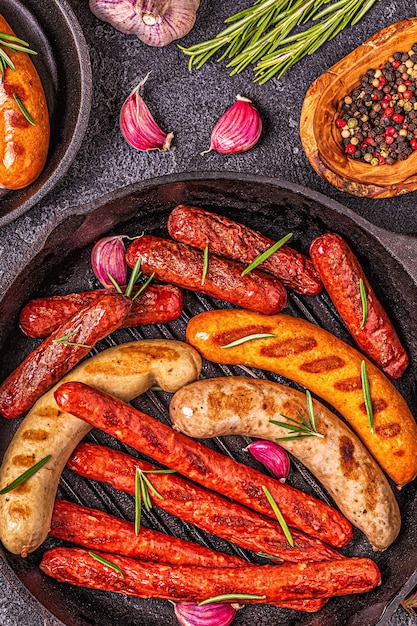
[0,32,37,81]
[179,0,378,83]
[270,390,324,441]
[13,94,35,125]
[53,330,92,349]
[0,455,51,494]
[241,232,293,276]
[88,552,125,578]
[361,360,374,433]
[262,485,294,546]
[220,333,276,348]
[199,593,267,606]
[107,257,154,301]
[201,245,209,285]
[359,278,368,329]
[134,467,176,534]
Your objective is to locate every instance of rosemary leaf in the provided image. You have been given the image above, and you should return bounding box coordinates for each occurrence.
[0,455,51,494]
[361,360,374,433]
[13,94,35,125]
[241,232,293,276]
[270,391,324,441]
[135,468,142,535]
[88,552,125,578]
[125,258,142,298]
[359,278,368,329]
[201,245,209,285]
[220,333,276,348]
[53,330,92,349]
[199,593,267,606]
[107,272,123,293]
[131,272,155,301]
[262,485,294,546]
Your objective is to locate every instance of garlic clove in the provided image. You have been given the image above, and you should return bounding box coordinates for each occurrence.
[203,94,262,155]
[91,235,127,288]
[120,75,174,151]
[246,440,290,482]
[89,0,200,47]
[174,601,238,626]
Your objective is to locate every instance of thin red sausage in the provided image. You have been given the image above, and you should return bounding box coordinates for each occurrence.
[19,284,183,338]
[67,442,343,563]
[40,547,381,602]
[125,235,287,315]
[50,500,245,567]
[57,383,353,548]
[167,204,323,295]
[0,293,132,418]
[310,233,408,379]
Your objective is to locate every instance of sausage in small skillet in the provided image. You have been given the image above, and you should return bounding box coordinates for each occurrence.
[170,376,400,551]
[51,500,246,567]
[19,284,183,338]
[0,339,201,556]
[167,204,323,295]
[309,232,408,379]
[40,547,381,603]
[0,15,50,190]
[125,234,287,314]
[68,442,343,564]
[185,309,417,488]
[55,381,352,547]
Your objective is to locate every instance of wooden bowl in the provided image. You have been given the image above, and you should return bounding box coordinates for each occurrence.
[300,19,417,198]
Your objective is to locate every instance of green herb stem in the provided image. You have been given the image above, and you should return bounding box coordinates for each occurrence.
[202,245,209,285]
[198,593,267,606]
[0,455,51,494]
[262,485,294,546]
[220,333,276,349]
[88,552,125,578]
[270,390,324,441]
[241,232,293,276]
[361,360,374,433]
[359,278,368,329]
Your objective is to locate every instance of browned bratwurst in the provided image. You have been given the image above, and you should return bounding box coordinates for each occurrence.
[125,234,287,314]
[56,382,353,547]
[0,293,132,418]
[19,284,183,338]
[0,15,49,189]
[40,547,381,603]
[310,233,409,379]
[167,204,323,295]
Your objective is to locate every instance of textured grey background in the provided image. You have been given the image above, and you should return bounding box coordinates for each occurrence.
[1,0,417,623]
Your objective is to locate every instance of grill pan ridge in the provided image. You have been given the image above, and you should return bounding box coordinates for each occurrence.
[0,173,416,626]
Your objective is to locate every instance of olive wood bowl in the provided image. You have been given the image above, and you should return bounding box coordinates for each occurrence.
[300,18,417,198]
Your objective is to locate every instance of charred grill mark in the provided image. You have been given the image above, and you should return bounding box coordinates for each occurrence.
[22,428,50,442]
[300,356,345,373]
[375,422,401,439]
[339,437,359,476]
[183,449,211,475]
[136,424,169,455]
[261,336,317,358]
[334,376,362,392]
[359,398,388,416]
[11,453,37,468]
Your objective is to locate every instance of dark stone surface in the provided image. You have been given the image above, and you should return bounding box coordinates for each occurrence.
[0,0,417,624]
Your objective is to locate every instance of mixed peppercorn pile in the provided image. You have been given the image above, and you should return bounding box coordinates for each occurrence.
[336,45,417,166]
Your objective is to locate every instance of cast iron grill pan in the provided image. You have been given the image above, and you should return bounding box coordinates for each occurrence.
[0,174,416,626]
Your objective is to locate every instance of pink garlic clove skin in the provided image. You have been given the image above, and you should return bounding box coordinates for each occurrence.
[246,440,290,482]
[91,236,127,288]
[174,602,238,626]
[120,77,174,151]
[206,95,262,155]
[89,0,200,47]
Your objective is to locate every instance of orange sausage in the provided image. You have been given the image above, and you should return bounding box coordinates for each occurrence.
[0,15,49,189]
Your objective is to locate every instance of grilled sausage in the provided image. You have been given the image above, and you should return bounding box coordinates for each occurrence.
[50,500,246,567]
[125,234,287,314]
[40,547,381,602]
[0,339,202,556]
[185,309,417,488]
[309,232,408,379]
[0,293,132,419]
[19,284,183,338]
[167,204,323,295]
[170,376,401,551]
[68,442,343,563]
[55,381,352,547]
[0,15,49,189]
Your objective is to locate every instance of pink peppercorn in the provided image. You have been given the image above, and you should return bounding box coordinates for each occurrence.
[345,143,356,155]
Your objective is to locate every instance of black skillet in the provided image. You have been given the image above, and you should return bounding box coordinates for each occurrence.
[0,0,92,227]
[0,172,416,626]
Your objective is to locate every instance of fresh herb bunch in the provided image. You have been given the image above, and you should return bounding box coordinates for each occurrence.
[180,0,379,84]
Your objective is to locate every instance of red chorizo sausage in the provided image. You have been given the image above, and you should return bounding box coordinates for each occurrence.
[39,547,381,602]
[67,442,343,563]
[125,235,287,314]
[56,383,353,548]
[309,233,409,378]
[0,293,132,418]
[19,284,183,338]
[50,500,245,567]
[167,204,323,295]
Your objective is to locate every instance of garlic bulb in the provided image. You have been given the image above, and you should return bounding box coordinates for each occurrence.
[89,0,200,47]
